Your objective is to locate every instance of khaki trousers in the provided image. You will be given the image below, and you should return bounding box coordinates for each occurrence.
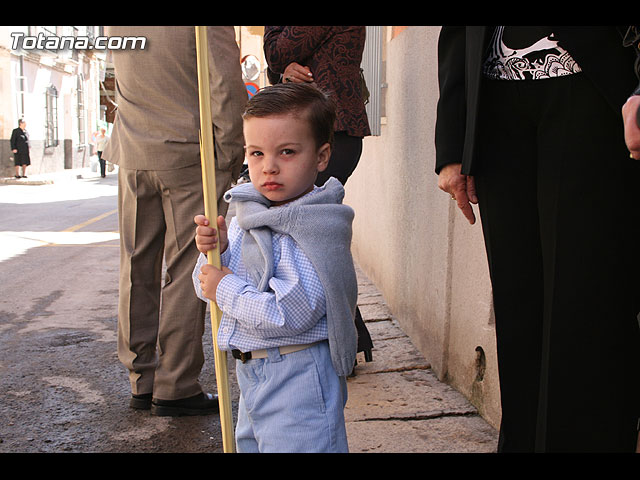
[117,163,231,400]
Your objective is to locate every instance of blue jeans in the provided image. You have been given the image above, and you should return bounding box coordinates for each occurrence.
[235,340,349,453]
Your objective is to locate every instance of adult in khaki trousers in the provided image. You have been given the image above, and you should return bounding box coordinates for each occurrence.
[102,26,246,415]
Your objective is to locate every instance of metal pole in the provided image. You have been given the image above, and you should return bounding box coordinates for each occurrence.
[195,25,235,453]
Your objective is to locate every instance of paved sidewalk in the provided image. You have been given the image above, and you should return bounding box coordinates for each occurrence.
[0,166,107,186]
[346,265,498,453]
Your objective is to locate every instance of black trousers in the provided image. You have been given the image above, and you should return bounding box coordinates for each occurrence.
[98,151,106,177]
[316,131,363,187]
[475,74,640,452]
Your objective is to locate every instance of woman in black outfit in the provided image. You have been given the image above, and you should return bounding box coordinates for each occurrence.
[436,26,640,453]
[10,119,30,178]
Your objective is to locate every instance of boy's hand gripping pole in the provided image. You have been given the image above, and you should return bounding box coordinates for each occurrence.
[195,25,235,453]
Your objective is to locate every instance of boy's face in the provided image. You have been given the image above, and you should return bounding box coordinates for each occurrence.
[244,113,330,206]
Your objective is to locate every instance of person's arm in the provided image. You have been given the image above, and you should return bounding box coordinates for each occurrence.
[434,26,478,225]
[621,26,640,160]
[263,26,285,84]
[212,263,326,338]
[623,93,640,159]
[10,129,18,152]
[437,164,478,225]
[207,26,247,179]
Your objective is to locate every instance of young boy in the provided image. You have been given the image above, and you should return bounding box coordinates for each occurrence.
[192,83,358,453]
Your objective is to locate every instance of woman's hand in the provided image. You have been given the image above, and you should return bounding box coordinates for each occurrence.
[437,163,478,225]
[622,95,640,160]
[283,62,313,84]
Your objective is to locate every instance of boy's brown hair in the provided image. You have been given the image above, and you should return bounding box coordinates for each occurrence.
[242,83,336,149]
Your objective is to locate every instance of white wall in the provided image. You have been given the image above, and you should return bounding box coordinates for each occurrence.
[344,26,501,427]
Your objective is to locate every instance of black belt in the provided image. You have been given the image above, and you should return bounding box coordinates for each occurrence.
[231,342,321,363]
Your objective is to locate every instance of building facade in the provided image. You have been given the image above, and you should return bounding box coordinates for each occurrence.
[347,26,502,427]
[0,26,106,177]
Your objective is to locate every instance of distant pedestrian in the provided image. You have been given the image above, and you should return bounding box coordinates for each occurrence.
[95,127,110,177]
[10,119,30,179]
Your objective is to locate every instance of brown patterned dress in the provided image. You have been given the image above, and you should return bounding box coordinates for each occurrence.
[264,26,371,138]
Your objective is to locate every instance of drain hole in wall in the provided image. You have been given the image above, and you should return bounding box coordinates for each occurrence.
[474,346,486,382]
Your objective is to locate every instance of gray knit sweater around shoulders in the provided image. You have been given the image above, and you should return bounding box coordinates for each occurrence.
[223,177,358,377]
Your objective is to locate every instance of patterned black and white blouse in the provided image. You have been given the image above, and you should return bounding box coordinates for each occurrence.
[483,26,582,80]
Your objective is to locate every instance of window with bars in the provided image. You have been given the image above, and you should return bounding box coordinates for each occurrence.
[45,85,59,148]
[361,26,386,136]
[41,26,58,55]
[15,57,25,121]
[77,74,86,148]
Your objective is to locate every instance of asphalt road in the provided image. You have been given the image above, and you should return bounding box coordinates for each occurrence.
[0,169,501,458]
[0,171,235,453]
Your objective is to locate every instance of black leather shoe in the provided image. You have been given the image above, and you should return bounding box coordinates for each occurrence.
[151,392,219,417]
[130,393,152,410]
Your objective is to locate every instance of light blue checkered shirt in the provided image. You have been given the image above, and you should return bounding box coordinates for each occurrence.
[192,206,328,353]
